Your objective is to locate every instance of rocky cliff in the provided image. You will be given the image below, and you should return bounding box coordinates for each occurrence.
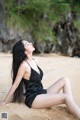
[0,0,80,56]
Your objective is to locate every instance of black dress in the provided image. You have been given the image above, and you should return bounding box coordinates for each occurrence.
[23,60,47,108]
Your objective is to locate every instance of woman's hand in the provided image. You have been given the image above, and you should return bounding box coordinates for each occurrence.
[0,101,8,106]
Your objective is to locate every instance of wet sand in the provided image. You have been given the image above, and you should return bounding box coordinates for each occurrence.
[0,53,80,120]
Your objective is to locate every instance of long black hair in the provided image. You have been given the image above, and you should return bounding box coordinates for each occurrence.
[12,40,27,103]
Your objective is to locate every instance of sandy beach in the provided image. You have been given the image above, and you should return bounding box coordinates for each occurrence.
[0,53,80,120]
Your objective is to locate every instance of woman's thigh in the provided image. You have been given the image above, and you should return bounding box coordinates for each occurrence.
[47,77,65,94]
[31,93,66,109]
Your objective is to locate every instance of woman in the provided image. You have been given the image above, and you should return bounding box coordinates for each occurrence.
[0,40,80,119]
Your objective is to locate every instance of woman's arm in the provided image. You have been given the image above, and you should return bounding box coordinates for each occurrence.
[0,63,26,106]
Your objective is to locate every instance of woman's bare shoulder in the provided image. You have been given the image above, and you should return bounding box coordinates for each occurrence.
[20,61,30,71]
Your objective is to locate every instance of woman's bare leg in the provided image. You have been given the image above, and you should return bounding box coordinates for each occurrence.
[47,77,80,114]
[65,95,80,119]
[32,77,80,119]
[32,94,80,119]
[47,77,73,100]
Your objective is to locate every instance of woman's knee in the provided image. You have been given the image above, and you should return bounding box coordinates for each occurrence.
[61,77,70,84]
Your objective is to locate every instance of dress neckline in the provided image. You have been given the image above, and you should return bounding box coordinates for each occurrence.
[31,66,40,75]
[23,66,41,81]
[24,59,40,75]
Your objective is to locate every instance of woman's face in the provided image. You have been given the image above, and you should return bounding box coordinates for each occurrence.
[22,40,35,53]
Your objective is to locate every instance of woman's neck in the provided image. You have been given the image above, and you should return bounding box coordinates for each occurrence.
[27,53,33,61]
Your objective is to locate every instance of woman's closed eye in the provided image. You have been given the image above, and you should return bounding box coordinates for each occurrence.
[24,42,29,46]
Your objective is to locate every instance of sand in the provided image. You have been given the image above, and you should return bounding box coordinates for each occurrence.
[0,53,80,120]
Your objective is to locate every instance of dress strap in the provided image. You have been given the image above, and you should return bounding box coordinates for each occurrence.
[32,58,38,66]
[24,60,31,67]
[25,58,38,67]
